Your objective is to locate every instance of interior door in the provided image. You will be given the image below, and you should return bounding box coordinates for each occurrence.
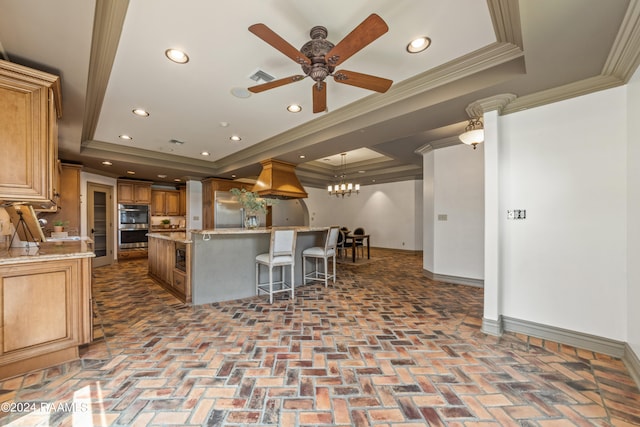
[87,182,114,267]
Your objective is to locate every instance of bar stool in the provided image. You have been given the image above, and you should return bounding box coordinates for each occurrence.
[256,228,297,303]
[302,226,340,287]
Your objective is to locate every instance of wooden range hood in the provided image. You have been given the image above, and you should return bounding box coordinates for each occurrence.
[252,159,308,199]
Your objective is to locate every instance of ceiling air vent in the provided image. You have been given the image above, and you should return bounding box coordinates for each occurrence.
[249,69,275,83]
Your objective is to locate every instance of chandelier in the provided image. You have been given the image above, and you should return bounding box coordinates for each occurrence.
[459,117,484,149]
[327,153,360,197]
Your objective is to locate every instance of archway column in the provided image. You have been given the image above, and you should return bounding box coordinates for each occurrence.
[466,94,516,336]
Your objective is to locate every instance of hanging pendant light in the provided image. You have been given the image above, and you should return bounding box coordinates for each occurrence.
[459,117,484,149]
[327,153,360,197]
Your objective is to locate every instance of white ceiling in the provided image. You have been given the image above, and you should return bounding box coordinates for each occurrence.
[0,0,637,188]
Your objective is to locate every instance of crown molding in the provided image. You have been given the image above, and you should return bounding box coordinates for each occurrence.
[502,74,622,114]
[415,136,462,155]
[466,93,517,117]
[81,140,217,172]
[487,0,523,48]
[81,0,129,143]
[602,0,640,82]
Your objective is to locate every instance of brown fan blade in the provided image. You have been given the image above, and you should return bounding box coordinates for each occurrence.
[312,82,327,113]
[325,14,388,67]
[249,24,311,66]
[333,70,392,93]
[248,75,306,93]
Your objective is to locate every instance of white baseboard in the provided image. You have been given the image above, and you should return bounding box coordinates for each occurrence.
[423,269,484,288]
[502,316,626,357]
[482,316,503,336]
[624,342,640,390]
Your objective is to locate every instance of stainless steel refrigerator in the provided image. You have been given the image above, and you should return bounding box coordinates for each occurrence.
[214,191,266,228]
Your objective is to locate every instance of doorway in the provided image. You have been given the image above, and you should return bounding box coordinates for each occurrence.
[87,182,114,267]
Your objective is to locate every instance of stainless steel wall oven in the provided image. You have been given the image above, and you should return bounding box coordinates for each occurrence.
[118,204,149,249]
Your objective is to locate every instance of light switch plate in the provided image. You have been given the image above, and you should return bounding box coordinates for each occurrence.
[508,210,526,220]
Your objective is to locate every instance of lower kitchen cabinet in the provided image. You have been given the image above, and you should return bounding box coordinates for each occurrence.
[0,253,93,380]
[147,234,191,303]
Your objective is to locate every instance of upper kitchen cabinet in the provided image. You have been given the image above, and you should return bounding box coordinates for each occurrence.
[179,186,186,216]
[151,189,180,216]
[0,60,62,207]
[117,180,152,205]
[41,163,82,234]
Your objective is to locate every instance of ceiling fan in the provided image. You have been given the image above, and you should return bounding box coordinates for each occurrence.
[247,14,393,113]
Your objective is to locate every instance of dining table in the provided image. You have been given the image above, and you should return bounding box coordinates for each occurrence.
[346,233,370,262]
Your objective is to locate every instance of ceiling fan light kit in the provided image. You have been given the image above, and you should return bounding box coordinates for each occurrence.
[248,14,393,113]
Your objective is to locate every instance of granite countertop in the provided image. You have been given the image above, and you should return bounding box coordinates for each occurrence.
[146,231,192,243]
[190,226,328,235]
[0,240,96,265]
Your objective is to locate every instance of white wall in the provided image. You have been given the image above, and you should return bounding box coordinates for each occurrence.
[435,144,484,279]
[304,180,423,250]
[499,88,628,340]
[272,199,308,226]
[627,68,640,357]
[421,144,485,280]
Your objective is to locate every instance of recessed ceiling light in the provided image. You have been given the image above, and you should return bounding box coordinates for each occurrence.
[119,134,133,140]
[201,151,210,156]
[231,87,252,98]
[165,48,189,64]
[102,161,112,166]
[230,135,241,142]
[358,170,366,173]
[407,36,431,53]
[127,170,136,175]
[169,138,185,145]
[231,174,236,178]
[299,155,306,159]
[157,174,167,178]
[132,108,149,117]
[174,178,181,182]
[287,104,302,113]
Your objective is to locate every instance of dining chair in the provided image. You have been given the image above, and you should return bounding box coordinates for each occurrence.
[352,227,366,259]
[255,228,297,303]
[302,226,340,287]
[336,229,347,259]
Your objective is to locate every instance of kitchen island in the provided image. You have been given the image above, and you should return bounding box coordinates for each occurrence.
[0,240,94,379]
[190,227,327,305]
[147,232,192,302]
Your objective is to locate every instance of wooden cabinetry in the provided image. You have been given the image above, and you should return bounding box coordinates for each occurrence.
[202,178,249,229]
[0,255,92,379]
[151,190,180,216]
[117,180,152,204]
[0,60,62,207]
[41,163,82,234]
[179,186,187,216]
[148,237,174,285]
[148,235,191,302]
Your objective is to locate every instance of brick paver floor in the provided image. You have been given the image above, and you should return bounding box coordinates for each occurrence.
[0,248,638,426]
